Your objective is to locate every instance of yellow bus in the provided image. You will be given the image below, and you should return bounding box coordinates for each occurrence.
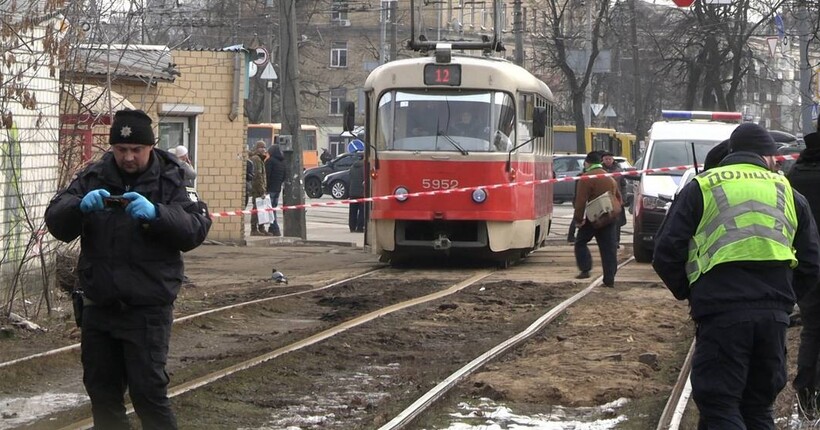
[553,125,624,159]
[246,123,319,168]
[616,132,637,163]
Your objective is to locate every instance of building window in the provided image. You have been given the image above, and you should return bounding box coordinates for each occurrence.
[330,88,347,116]
[330,41,348,68]
[331,0,349,25]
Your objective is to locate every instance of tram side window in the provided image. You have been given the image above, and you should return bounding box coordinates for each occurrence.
[376,92,394,150]
[516,93,534,153]
[492,92,516,152]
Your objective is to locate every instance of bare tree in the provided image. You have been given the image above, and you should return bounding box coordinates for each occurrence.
[535,0,610,153]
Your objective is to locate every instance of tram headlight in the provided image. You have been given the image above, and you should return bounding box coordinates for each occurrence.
[394,187,409,202]
[471,188,487,203]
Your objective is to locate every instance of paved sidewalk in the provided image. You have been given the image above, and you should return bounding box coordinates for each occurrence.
[242,208,364,248]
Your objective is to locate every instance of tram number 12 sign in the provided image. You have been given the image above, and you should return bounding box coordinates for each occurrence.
[423,64,462,86]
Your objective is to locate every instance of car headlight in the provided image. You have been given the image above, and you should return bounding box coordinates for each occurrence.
[394,187,409,202]
[641,196,665,211]
[471,188,487,203]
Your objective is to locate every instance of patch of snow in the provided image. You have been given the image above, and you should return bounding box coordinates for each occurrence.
[0,392,88,430]
[434,397,629,429]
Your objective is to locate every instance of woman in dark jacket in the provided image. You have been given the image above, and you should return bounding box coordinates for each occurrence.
[348,158,365,232]
[265,145,288,236]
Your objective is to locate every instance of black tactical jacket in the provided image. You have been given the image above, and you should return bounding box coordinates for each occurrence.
[45,149,212,306]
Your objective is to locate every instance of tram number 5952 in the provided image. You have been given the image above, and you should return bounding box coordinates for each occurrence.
[422,179,459,190]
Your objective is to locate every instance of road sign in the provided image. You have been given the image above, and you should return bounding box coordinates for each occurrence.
[253,47,269,65]
[260,62,277,80]
[672,0,694,7]
[347,139,365,153]
[774,14,785,40]
[767,37,778,57]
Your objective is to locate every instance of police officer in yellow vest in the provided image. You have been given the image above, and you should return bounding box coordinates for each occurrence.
[654,122,820,428]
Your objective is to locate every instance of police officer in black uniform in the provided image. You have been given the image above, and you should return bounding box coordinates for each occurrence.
[788,120,820,417]
[45,109,212,429]
[653,123,820,428]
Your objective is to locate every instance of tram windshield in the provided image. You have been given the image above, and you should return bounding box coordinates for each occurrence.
[375,90,516,153]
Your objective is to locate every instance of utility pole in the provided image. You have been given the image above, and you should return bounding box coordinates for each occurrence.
[389,0,398,61]
[583,0,592,129]
[279,0,305,239]
[798,3,814,135]
[513,0,523,66]
[628,0,644,145]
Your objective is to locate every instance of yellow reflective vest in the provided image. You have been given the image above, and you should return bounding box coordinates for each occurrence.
[686,164,798,284]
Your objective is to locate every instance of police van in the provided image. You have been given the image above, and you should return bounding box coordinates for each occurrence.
[631,110,742,262]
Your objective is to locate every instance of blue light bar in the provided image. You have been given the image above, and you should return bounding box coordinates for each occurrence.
[661,110,743,121]
[661,110,693,119]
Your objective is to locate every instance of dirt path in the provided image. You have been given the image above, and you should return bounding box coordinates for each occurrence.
[0,243,810,429]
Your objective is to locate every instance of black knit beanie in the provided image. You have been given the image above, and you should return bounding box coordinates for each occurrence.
[704,140,730,171]
[728,123,777,156]
[109,109,155,146]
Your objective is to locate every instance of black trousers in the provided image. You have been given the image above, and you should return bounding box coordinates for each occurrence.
[692,309,789,429]
[795,288,820,394]
[349,201,364,232]
[573,221,618,285]
[81,304,177,430]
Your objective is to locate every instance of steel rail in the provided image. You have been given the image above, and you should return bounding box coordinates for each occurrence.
[59,269,496,430]
[0,267,384,370]
[378,257,636,430]
[656,339,696,430]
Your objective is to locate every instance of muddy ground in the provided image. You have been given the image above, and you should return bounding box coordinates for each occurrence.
[0,242,811,428]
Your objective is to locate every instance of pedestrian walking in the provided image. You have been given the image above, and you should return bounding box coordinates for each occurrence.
[44,109,212,430]
[265,144,287,236]
[787,120,820,418]
[172,145,197,188]
[245,156,255,207]
[572,151,622,287]
[601,151,627,247]
[249,140,268,236]
[348,156,365,232]
[320,148,332,165]
[653,122,820,427]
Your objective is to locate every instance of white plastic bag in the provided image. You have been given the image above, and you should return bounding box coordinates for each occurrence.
[255,195,274,225]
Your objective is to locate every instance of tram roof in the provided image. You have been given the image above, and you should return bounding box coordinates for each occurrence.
[364,55,554,102]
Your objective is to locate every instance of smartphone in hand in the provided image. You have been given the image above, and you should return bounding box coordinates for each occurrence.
[103,195,130,209]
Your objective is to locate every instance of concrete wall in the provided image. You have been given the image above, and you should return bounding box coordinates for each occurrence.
[1,24,62,295]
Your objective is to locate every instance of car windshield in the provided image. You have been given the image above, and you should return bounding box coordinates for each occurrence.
[647,140,720,176]
[375,90,517,153]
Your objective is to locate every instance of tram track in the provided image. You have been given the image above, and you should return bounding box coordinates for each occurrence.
[4,244,704,429]
[14,246,606,429]
[9,265,503,429]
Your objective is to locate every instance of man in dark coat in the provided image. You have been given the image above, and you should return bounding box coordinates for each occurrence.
[265,145,287,236]
[787,122,820,418]
[348,155,365,232]
[601,151,627,246]
[45,109,212,429]
[653,122,820,427]
[572,151,622,287]
[320,148,332,165]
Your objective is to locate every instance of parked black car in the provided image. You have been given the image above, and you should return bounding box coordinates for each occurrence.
[552,154,631,204]
[322,169,351,199]
[303,152,363,198]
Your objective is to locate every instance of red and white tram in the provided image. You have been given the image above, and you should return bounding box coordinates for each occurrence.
[347,44,556,266]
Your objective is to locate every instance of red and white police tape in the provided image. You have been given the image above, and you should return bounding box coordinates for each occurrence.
[212,153,800,218]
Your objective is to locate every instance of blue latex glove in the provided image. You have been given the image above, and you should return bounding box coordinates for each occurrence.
[80,189,110,213]
[123,192,157,221]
